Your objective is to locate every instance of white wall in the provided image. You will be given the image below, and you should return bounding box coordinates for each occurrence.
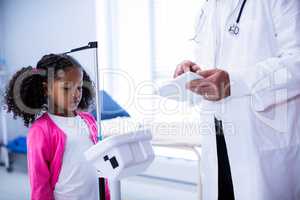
[0,1,4,69]
[0,0,97,140]
[0,0,9,144]
[0,1,3,59]
[3,0,97,74]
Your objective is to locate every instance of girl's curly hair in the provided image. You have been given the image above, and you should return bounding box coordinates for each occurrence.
[5,54,95,127]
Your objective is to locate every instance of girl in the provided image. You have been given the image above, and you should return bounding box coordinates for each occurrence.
[5,54,110,200]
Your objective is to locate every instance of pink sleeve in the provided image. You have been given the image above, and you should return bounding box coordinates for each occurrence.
[80,112,100,143]
[27,126,54,200]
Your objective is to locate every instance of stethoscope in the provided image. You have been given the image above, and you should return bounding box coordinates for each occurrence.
[192,0,248,42]
[228,0,248,35]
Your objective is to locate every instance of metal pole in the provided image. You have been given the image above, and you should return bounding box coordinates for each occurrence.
[92,42,106,200]
[192,147,202,200]
[92,42,102,141]
[1,108,10,170]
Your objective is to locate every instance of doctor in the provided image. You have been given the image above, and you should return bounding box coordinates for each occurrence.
[174,0,300,200]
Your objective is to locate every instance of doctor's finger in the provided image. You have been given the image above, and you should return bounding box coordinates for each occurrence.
[174,67,184,78]
[188,85,214,96]
[186,79,210,89]
[174,60,196,78]
[198,87,214,95]
[182,63,193,73]
[198,69,218,78]
[192,86,219,100]
[191,64,201,72]
[186,80,209,92]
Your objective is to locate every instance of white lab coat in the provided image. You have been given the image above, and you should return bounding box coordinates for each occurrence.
[193,0,300,199]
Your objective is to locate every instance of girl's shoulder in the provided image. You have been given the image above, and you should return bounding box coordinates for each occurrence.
[28,112,59,140]
[27,113,54,147]
[29,112,51,130]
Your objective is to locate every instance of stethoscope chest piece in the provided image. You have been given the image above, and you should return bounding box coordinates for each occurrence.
[228,23,240,35]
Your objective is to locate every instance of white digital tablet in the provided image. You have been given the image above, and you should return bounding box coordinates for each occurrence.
[156,71,203,102]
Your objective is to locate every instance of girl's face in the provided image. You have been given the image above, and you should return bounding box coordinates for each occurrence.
[47,66,83,116]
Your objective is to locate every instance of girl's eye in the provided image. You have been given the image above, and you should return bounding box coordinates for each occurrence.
[77,87,82,91]
[63,87,70,91]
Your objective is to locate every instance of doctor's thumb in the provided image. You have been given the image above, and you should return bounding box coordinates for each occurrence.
[198,69,217,78]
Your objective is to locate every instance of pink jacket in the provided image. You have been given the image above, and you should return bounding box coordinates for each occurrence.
[27,112,110,200]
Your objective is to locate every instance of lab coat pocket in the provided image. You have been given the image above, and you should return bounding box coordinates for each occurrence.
[253,103,297,151]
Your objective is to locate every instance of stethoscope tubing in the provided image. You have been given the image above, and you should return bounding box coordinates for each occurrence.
[229,0,247,35]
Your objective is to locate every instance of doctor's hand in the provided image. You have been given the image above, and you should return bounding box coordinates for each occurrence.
[173,60,201,78]
[186,69,231,101]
